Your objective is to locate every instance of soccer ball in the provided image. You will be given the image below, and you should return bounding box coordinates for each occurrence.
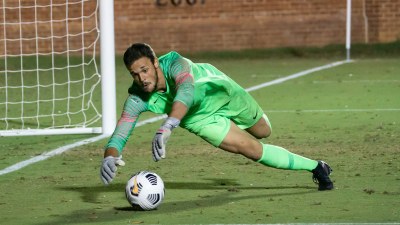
[125,171,165,210]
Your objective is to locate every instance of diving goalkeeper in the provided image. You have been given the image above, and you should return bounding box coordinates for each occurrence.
[100,43,334,191]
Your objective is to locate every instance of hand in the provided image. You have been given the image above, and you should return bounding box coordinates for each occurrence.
[152,117,180,162]
[100,155,125,185]
[152,127,171,161]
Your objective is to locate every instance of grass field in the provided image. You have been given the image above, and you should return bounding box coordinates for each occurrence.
[0,47,399,224]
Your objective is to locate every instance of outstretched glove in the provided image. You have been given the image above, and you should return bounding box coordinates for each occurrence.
[100,155,125,185]
[152,117,180,162]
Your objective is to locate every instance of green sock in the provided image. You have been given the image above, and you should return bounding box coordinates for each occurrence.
[257,143,318,171]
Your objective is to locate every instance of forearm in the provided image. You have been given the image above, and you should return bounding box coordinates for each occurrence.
[104,121,135,155]
[104,147,119,157]
[104,97,146,157]
[152,101,186,162]
[169,101,188,120]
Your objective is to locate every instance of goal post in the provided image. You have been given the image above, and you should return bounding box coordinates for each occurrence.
[346,0,352,62]
[0,0,116,137]
[99,0,116,136]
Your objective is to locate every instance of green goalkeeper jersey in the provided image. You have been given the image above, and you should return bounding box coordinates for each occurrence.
[106,51,245,153]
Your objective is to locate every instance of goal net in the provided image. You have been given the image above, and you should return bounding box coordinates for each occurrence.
[0,0,115,136]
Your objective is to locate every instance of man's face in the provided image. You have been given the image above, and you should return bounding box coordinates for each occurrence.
[127,57,159,93]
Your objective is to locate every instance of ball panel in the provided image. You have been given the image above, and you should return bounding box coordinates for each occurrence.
[125,171,165,210]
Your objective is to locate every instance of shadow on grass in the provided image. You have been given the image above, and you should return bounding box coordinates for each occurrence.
[41,178,315,225]
[58,178,315,204]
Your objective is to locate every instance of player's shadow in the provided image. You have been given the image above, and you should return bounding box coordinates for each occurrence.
[57,177,314,205]
[166,178,315,191]
[42,179,315,225]
[115,178,315,212]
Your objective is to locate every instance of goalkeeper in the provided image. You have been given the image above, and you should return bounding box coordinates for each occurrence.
[100,43,334,191]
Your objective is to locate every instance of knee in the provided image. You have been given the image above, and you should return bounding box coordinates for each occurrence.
[246,114,272,139]
[254,125,271,139]
[246,124,272,139]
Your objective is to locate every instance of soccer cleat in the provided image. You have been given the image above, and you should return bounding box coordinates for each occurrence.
[312,161,334,191]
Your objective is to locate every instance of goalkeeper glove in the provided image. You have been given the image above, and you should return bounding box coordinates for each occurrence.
[100,155,125,185]
[152,117,180,162]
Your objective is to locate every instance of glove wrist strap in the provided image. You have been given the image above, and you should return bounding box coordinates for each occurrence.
[162,117,180,130]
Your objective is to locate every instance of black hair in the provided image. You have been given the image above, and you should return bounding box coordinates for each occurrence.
[123,43,156,68]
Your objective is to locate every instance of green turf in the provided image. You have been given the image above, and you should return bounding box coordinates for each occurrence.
[0,55,399,224]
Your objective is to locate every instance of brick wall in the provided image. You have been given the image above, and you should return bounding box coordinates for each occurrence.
[113,0,399,53]
[0,0,98,56]
[365,0,400,43]
[114,0,355,52]
[1,0,399,55]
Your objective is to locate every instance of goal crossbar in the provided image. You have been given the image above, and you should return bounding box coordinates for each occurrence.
[0,127,102,137]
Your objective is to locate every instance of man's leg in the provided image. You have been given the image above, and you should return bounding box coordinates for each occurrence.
[219,121,317,171]
[219,121,333,190]
[184,114,333,190]
[245,114,272,139]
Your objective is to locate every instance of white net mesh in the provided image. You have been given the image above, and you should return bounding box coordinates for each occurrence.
[0,0,101,134]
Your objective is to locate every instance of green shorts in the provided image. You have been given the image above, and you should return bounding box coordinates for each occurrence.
[182,90,265,147]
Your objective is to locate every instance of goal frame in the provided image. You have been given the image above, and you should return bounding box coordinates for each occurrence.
[0,0,116,137]
[1,0,352,137]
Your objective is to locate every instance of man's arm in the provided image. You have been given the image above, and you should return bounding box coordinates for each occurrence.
[170,56,195,113]
[104,95,147,155]
[168,101,188,121]
[100,95,147,185]
[152,56,194,161]
[103,147,119,158]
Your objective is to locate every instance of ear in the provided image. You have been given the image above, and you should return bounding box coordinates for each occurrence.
[154,58,159,68]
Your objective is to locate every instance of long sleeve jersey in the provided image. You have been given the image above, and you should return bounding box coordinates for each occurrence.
[105,51,240,154]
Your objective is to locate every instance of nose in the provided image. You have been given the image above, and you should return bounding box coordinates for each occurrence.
[138,72,146,82]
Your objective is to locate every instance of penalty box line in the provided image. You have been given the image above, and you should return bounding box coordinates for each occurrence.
[265,108,400,113]
[0,59,352,176]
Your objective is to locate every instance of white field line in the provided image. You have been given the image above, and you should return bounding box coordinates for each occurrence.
[245,60,352,92]
[0,60,351,176]
[0,115,168,176]
[265,108,400,113]
[312,79,400,84]
[0,134,108,176]
[255,224,400,225]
